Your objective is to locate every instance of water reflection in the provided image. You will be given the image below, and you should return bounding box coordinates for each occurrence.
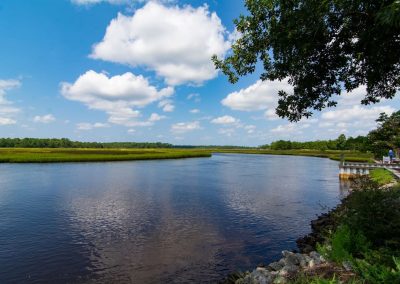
[0,154,348,283]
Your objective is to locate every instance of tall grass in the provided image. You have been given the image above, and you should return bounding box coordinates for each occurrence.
[0,148,373,163]
[0,148,211,163]
[211,149,374,163]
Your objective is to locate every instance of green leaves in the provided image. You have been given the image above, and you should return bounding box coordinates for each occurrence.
[214,0,400,121]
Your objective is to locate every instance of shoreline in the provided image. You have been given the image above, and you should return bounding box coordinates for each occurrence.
[222,199,347,284]
[229,173,399,284]
[0,148,372,163]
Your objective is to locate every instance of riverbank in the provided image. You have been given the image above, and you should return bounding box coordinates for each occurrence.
[0,148,211,163]
[211,149,373,163]
[228,175,400,283]
[0,148,373,163]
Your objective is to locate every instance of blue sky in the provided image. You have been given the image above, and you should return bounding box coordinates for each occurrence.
[0,0,399,146]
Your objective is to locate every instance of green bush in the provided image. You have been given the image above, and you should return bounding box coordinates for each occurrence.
[317,225,370,262]
[353,257,400,284]
[342,179,400,249]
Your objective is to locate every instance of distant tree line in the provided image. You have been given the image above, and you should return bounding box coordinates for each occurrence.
[173,145,253,149]
[261,110,400,158]
[0,138,173,149]
[261,135,369,152]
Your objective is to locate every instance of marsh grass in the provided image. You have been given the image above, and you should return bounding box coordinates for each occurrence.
[0,148,372,163]
[0,148,211,163]
[210,149,373,163]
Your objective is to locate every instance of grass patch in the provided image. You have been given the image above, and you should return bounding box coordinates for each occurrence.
[0,148,211,163]
[210,149,374,163]
[316,178,400,283]
[370,168,395,185]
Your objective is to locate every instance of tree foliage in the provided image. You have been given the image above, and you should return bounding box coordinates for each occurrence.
[213,0,400,121]
[262,134,368,151]
[0,138,173,149]
[367,110,400,157]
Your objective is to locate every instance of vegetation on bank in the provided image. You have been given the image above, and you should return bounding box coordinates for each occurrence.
[0,148,373,163]
[369,169,396,186]
[291,177,400,283]
[213,149,374,163]
[0,148,211,163]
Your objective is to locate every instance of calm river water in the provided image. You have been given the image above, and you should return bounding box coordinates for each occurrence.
[0,154,348,283]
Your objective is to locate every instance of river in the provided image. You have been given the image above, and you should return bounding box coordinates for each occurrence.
[0,154,348,283]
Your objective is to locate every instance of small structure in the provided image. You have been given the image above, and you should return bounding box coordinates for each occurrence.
[339,161,400,179]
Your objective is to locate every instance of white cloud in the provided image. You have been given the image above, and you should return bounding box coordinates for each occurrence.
[90,2,230,85]
[61,70,173,127]
[158,99,175,112]
[0,79,21,125]
[318,105,395,136]
[0,117,16,126]
[321,105,394,123]
[222,79,292,114]
[127,128,136,134]
[218,128,235,137]
[264,109,280,121]
[77,122,109,130]
[171,121,200,133]
[190,109,200,114]
[187,93,201,102]
[271,123,311,134]
[211,115,238,125]
[244,124,256,134]
[33,114,56,123]
[148,113,166,122]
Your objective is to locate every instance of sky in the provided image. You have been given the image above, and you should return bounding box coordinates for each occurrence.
[0,0,399,146]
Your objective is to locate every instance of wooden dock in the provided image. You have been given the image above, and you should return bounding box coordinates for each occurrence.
[339,161,400,179]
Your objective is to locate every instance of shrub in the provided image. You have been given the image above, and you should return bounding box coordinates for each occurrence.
[317,225,370,262]
[341,178,400,249]
[353,257,400,284]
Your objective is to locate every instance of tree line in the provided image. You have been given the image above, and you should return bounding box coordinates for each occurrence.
[0,138,173,149]
[262,110,400,158]
[261,135,369,152]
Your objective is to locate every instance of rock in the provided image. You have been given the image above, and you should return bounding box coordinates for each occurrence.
[343,261,353,271]
[268,261,284,271]
[279,264,298,276]
[273,276,287,284]
[281,250,300,266]
[308,259,315,268]
[309,251,323,265]
[249,270,274,284]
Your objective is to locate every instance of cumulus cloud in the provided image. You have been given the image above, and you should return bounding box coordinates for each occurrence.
[318,105,395,136]
[158,99,175,112]
[77,122,109,130]
[0,79,21,125]
[211,115,238,125]
[171,121,200,133]
[90,2,230,85]
[271,123,311,134]
[244,125,256,134]
[61,70,173,127]
[222,79,292,117]
[33,114,56,123]
[190,109,200,114]
[148,113,166,122]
